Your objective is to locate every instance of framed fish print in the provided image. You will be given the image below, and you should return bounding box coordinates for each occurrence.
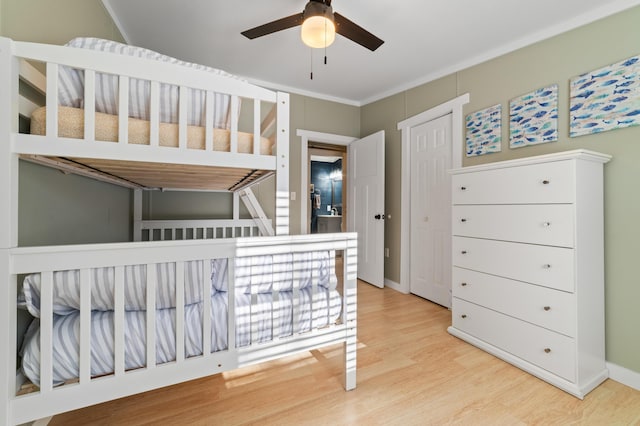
[466,103,502,156]
[509,84,558,148]
[570,55,640,137]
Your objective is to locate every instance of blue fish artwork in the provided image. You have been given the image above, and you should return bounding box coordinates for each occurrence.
[509,84,558,148]
[466,103,501,157]
[616,80,634,88]
[570,54,640,137]
[579,80,596,90]
[576,90,596,99]
[591,70,612,79]
[600,79,619,87]
[611,96,628,102]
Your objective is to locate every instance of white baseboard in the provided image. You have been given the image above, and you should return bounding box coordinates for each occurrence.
[607,361,640,392]
[384,278,407,293]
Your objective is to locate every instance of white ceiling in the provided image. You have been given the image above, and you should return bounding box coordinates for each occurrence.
[102,0,640,106]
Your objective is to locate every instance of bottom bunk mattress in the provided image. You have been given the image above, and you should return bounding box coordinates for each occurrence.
[21,287,341,387]
[18,252,342,387]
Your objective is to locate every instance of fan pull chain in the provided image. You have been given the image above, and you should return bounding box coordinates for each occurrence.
[324,18,328,65]
[310,48,313,80]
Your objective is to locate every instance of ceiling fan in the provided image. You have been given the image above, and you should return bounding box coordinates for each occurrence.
[241,0,384,52]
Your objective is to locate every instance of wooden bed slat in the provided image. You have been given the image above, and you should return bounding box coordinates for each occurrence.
[227,258,236,351]
[146,265,158,369]
[79,268,92,384]
[175,262,185,362]
[230,95,238,153]
[118,76,129,145]
[45,63,58,139]
[83,70,96,142]
[253,100,260,155]
[202,259,212,356]
[149,81,160,147]
[40,271,54,393]
[205,91,214,152]
[292,253,301,335]
[178,86,187,150]
[51,157,272,191]
[114,266,125,376]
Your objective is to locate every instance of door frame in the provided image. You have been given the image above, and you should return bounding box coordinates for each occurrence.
[396,93,469,294]
[297,129,357,234]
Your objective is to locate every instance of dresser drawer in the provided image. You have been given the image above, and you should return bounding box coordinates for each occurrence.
[452,298,576,382]
[452,236,575,292]
[452,160,575,205]
[452,268,575,336]
[452,204,574,247]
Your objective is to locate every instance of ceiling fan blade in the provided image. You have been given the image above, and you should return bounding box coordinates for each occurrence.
[241,13,305,40]
[334,12,384,51]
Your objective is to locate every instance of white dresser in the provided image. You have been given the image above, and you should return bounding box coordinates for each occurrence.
[447,149,611,399]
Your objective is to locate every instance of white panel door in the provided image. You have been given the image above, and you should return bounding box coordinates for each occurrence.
[410,114,452,306]
[348,131,385,288]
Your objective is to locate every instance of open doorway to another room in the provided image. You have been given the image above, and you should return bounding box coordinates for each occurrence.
[308,143,347,234]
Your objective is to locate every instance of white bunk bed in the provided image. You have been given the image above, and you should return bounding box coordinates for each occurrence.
[0,37,358,425]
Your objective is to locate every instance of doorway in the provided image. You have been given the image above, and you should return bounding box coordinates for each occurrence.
[297,129,386,288]
[297,130,356,235]
[309,144,347,234]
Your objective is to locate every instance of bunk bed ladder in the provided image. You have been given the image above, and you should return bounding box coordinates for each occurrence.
[237,187,274,236]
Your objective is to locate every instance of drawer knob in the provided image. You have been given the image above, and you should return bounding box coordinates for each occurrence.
[461,314,467,319]
[543,306,551,311]
[461,282,468,287]
[461,250,467,255]
[542,180,550,185]
[542,264,552,269]
[542,221,551,227]
[460,186,467,191]
[544,348,552,354]
[460,218,467,223]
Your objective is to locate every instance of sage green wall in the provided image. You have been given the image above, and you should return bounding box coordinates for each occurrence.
[361,6,640,373]
[1,0,124,45]
[18,161,131,245]
[1,0,130,245]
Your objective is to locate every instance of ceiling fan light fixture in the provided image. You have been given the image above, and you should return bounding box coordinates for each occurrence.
[301,15,335,48]
[300,1,335,48]
[241,0,384,52]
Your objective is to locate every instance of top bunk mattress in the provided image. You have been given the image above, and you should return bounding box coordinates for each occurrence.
[29,105,273,155]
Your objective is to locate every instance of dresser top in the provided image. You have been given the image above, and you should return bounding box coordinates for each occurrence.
[450,149,611,175]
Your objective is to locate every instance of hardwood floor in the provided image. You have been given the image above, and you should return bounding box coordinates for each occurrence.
[51,281,640,425]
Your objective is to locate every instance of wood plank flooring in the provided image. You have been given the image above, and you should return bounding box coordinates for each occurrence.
[51,281,640,425]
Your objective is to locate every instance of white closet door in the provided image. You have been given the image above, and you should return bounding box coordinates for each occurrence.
[410,114,452,307]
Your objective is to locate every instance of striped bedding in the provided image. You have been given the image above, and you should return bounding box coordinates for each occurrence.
[18,253,340,387]
[59,37,243,129]
[19,253,337,316]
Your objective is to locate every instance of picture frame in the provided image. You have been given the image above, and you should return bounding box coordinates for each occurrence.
[466,103,502,156]
[570,55,640,137]
[509,84,558,148]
